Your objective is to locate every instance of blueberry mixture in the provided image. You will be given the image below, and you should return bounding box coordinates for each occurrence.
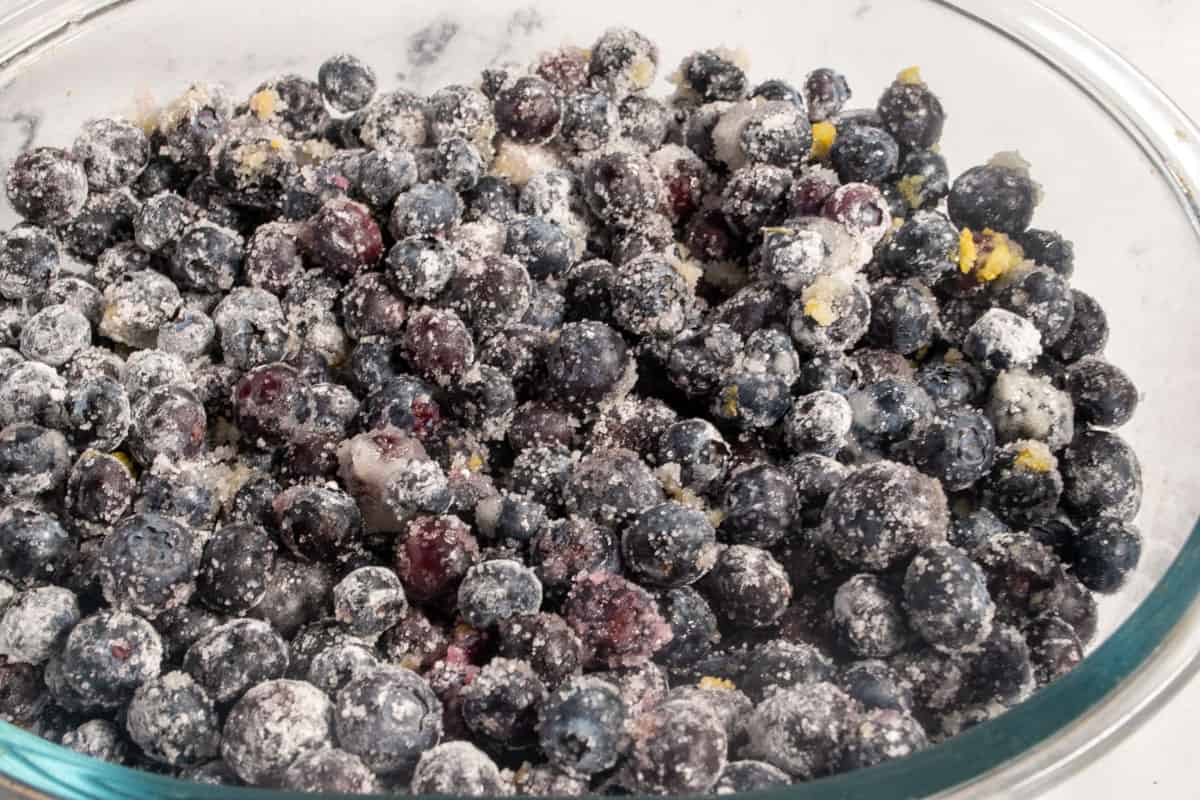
[0,33,1144,796]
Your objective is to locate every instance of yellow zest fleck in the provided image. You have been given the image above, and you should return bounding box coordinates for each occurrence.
[944,347,964,364]
[760,226,795,237]
[699,676,735,691]
[705,508,727,528]
[811,121,836,160]
[454,622,478,639]
[896,173,927,209]
[248,89,278,121]
[269,138,285,150]
[891,216,905,229]
[399,655,422,671]
[721,385,740,418]
[913,345,930,363]
[466,453,484,472]
[804,297,836,326]
[110,451,137,477]
[976,229,1018,282]
[958,228,977,274]
[897,66,923,85]
[630,56,656,89]
[1015,444,1054,473]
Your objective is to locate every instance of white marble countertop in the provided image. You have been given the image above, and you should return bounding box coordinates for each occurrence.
[1039,6,1200,798]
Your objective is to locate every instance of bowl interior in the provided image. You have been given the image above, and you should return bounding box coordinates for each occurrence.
[0,0,1197,797]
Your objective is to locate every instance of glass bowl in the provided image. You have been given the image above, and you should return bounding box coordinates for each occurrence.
[0,0,1198,798]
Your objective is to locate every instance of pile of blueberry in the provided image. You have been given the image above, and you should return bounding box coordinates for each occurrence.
[0,25,1143,796]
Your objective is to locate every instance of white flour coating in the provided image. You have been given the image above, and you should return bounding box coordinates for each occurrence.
[986,367,1074,449]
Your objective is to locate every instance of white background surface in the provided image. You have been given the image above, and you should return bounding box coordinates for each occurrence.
[1040,3,1200,796]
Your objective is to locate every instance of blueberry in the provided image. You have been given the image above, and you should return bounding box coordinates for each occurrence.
[839,659,914,713]
[745,682,859,779]
[1065,357,1138,427]
[1015,228,1075,278]
[247,557,334,640]
[564,572,671,668]
[411,741,506,797]
[786,453,849,526]
[127,385,206,466]
[19,304,91,368]
[719,465,798,547]
[893,149,950,211]
[341,272,408,340]
[0,225,61,301]
[0,423,71,502]
[619,94,671,148]
[995,267,1075,346]
[505,215,574,279]
[680,49,747,102]
[5,147,89,225]
[619,502,717,588]
[250,74,329,139]
[877,71,945,150]
[917,359,986,408]
[911,406,996,490]
[446,254,533,337]
[66,450,135,528]
[657,418,731,496]
[389,182,461,239]
[126,671,220,766]
[212,287,289,370]
[275,483,363,563]
[281,748,377,795]
[156,308,216,360]
[1047,288,1108,363]
[1060,429,1142,522]
[222,679,334,786]
[318,54,378,113]
[832,574,908,658]
[537,676,625,776]
[789,274,872,355]
[751,78,806,110]
[1025,614,1083,684]
[529,515,617,595]
[739,639,835,703]
[714,760,791,792]
[823,460,949,571]
[61,719,129,764]
[665,325,742,398]
[432,136,486,191]
[848,378,935,452]
[457,559,542,629]
[983,440,1064,527]
[195,523,277,615]
[403,306,476,386]
[739,101,812,169]
[963,308,1043,374]
[841,708,929,770]
[904,544,995,652]
[949,161,1039,235]
[803,68,852,121]
[464,176,519,223]
[98,513,199,618]
[712,372,792,430]
[589,27,659,97]
[559,90,617,151]
[582,151,662,227]
[494,76,563,144]
[627,697,728,794]
[0,585,79,665]
[59,610,163,711]
[702,545,792,628]
[882,210,958,283]
[831,125,900,184]
[720,164,792,236]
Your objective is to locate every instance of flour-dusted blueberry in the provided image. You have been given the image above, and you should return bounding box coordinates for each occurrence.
[72,117,149,192]
[306,639,377,697]
[331,566,406,637]
[504,215,574,279]
[917,359,986,409]
[678,48,748,102]
[196,524,277,615]
[0,423,71,502]
[839,659,913,713]
[717,465,797,547]
[1060,429,1142,522]
[994,267,1075,348]
[745,682,860,779]
[60,188,139,259]
[1013,228,1073,279]
[893,148,951,211]
[126,385,206,466]
[963,307,1043,373]
[535,675,625,776]
[1070,518,1142,593]
[412,741,506,796]
[867,281,938,355]
[432,136,486,192]
[589,27,659,97]
[281,748,377,794]
[59,610,163,711]
[911,406,996,490]
[657,418,731,496]
[1047,288,1108,364]
[274,483,363,563]
[66,450,135,528]
[738,639,834,703]
[559,90,617,152]
[799,68,850,121]
[125,670,220,767]
[212,287,289,370]
[823,460,949,571]
[582,151,661,230]
[665,324,741,398]
[457,559,543,629]
[446,254,533,338]
[1026,614,1083,685]
[720,164,792,236]
[564,448,663,528]
[403,306,475,387]
[714,760,791,793]
[98,513,199,618]
[248,557,334,640]
[904,544,995,653]
[6,147,89,226]
[564,571,671,668]
[0,225,61,302]
[384,236,456,302]
[703,545,792,628]
[221,679,334,786]
[394,514,480,602]
[789,273,872,356]
[60,719,128,764]
[19,304,90,368]
[626,696,727,794]
[831,125,899,184]
[832,575,908,659]
[948,507,1009,553]
[983,440,1063,527]
[949,158,1040,235]
[622,502,718,588]
[460,656,546,751]
[1065,357,1138,428]
[334,666,441,775]
[847,378,935,453]
[0,586,79,665]
[494,76,563,145]
[876,68,945,150]
[530,515,618,596]
[182,619,288,706]
[156,308,216,361]
[317,53,377,113]
[841,708,929,770]
[389,181,461,240]
[784,391,852,457]
[712,372,792,430]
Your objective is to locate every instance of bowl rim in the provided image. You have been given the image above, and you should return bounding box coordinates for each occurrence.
[1,0,1200,798]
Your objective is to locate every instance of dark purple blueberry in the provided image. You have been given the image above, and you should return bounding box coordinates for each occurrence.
[894,149,950,211]
[505,216,574,278]
[711,372,792,430]
[831,125,899,184]
[740,639,835,703]
[718,465,797,547]
[457,559,542,629]
[702,545,791,628]
[622,502,718,588]
[498,613,584,690]
[126,670,220,766]
[530,516,618,595]
[476,491,546,541]
[995,267,1075,346]
[385,236,457,301]
[962,309,1043,375]
[653,586,720,671]
[461,656,546,751]
[1047,288,1108,363]
[0,225,61,301]
[911,406,996,490]
[318,54,378,113]
[904,544,995,652]
[559,90,616,151]
[274,483,362,563]
[355,374,440,438]
[877,72,945,150]
[299,197,383,277]
[97,513,198,618]
[341,273,407,340]
[582,151,662,227]
[657,418,731,496]
[1015,228,1075,278]
[494,77,562,144]
[1026,614,1083,684]
[464,176,519,223]
[233,362,302,446]
[404,306,475,386]
[411,741,505,796]
[752,78,806,110]
[626,696,727,793]
[546,320,629,405]
[949,507,1009,553]
[680,49,747,102]
[537,676,625,776]
[247,557,333,639]
[433,137,486,191]
[745,682,859,779]
[883,211,957,285]
[380,609,449,672]
[1065,357,1138,428]
[1060,429,1141,522]
[282,748,376,795]
[222,679,334,786]
[839,659,913,713]
[72,118,149,192]
[1070,518,1142,593]
[588,27,659,97]
[5,147,89,226]
[57,610,162,713]
[446,254,533,337]
[0,423,71,502]
[251,74,330,139]
[832,574,908,658]
[803,68,852,121]
[685,209,743,263]
[949,162,1039,236]
[196,523,277,614]
[720,164,792,236]
[66,451,135,529]
[61,189,139,260]
[564,449,662,529]
[841,708,929,770]
[564,572,671,668]
[983,441,1063,527]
